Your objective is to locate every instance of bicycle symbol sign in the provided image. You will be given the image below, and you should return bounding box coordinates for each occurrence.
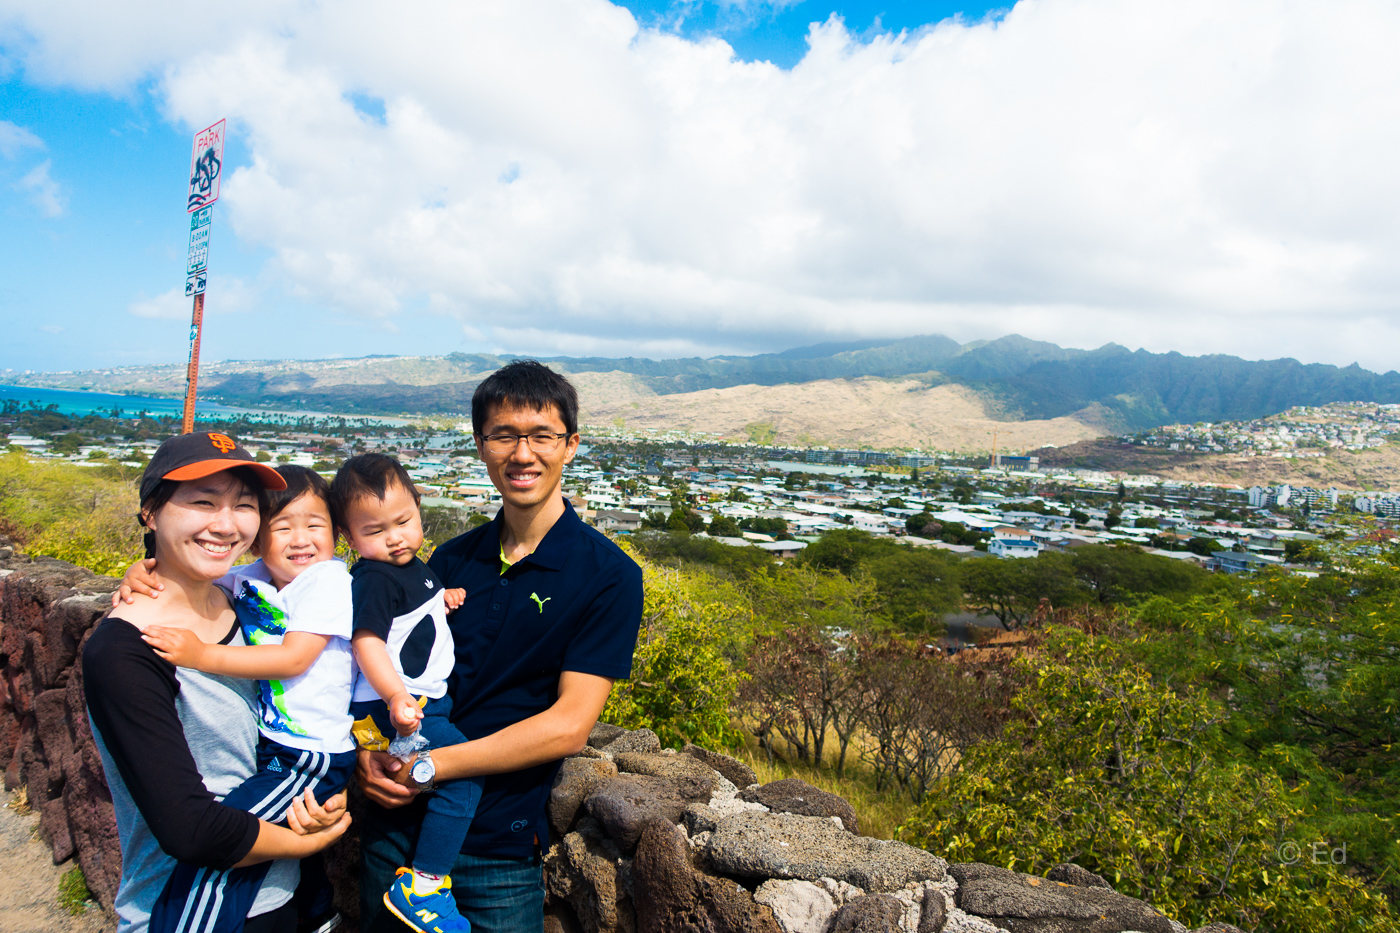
[187,120,225,213]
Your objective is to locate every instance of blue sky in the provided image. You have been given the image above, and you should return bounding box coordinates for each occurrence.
[2,0,1399,376]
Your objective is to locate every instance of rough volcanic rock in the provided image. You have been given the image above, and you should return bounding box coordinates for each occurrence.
[589,723,628,748]
[602,728,662,755]
[704,811,945,892]
[584,773,711,851]
[544,824,633,933]
[1044,863,1112,890]
[949,862,1175,933]
[828,893,906,933]
[739,778,859,833]
[1189,925,1246,933]
[919,885,949,933]
[551,756,620,836]
[754,879,838,933]
[615,752,720,799]
[681,744,757,789]
[633,817,782,933]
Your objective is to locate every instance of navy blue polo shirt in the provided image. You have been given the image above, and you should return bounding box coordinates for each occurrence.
[424,500,643,857]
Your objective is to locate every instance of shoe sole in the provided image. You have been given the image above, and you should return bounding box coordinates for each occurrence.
[383,891,438,933]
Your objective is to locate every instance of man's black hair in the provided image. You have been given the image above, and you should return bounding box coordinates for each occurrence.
[328,453,419,528]
[471,360,579,437]
[263,465,334,528]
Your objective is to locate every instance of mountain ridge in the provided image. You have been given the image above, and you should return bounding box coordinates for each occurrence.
[7,335,1400,448]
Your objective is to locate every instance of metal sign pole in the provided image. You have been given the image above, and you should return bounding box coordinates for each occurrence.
[181,292,205,434]
[180,119,225,434]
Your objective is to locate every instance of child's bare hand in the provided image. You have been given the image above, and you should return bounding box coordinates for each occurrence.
[141,626,207,668]
[286,789,348,835]
[112,558,163,607]
[388,692,423,736]
[443,587,466,611]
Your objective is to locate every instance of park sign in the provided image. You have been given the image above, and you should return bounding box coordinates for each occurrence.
[187,119,225,212]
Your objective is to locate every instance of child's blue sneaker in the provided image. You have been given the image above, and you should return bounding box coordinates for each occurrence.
[383,867,470,933]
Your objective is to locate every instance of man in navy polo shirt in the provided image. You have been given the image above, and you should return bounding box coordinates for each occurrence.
[357,360,643,933]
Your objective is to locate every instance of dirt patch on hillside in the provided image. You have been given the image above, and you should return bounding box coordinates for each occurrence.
[578,376,1116,453]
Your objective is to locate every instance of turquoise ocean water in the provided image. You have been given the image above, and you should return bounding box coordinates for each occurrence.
[0,384,405,425]
[0,384,247,418]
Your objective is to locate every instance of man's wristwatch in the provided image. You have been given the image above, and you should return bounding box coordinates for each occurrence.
[408,750,436,792]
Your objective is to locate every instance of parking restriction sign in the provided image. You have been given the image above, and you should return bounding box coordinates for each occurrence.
[187,120,225,212]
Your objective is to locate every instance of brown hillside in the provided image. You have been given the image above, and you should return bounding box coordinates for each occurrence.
[577,375,1116,453]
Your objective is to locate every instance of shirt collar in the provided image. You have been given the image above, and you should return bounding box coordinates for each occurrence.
[471,499,580,572]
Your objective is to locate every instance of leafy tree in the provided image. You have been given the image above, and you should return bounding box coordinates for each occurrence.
[1283,538,1324,563]
[905,510,937,536]
[746,563,885,639]
[739,515,789,537]
[800,530,960,632]
[1067,544,1206,605]
[961,551,1089,630]
[799,528,889,576]
[1185,535,1223,556]
[706,514,742,538]
[51,432,87,455]
[627,530,774,577]
[861,548,961,633]
[664,507,705,534]
[421,505,481,550]
[1133,574,1400,897]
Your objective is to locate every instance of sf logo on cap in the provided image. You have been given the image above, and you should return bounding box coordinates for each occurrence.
[209,433,237,454]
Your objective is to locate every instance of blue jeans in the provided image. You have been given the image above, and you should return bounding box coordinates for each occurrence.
[359,802,544,933]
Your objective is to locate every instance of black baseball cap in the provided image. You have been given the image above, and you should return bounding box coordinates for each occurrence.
[139,432,287,503]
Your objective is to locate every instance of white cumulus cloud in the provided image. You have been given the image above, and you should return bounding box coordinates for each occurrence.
[5,0,1400,368]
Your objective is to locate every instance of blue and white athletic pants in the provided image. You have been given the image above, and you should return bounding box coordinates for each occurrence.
[148,740,355,933]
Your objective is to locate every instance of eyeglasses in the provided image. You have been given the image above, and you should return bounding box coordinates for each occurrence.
[479,432,571,454]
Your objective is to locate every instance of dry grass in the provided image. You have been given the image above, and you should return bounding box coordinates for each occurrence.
[728,737,918,842]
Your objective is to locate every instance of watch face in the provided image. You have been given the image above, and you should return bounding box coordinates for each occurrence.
[411,758,434,784]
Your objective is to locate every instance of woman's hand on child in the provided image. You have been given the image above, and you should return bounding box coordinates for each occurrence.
[111,558,163,607]
[444,587,466,611]
[286,788,348,835]
[141,626,207,668]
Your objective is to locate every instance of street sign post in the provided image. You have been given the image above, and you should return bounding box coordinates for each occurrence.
[181,124,224,432]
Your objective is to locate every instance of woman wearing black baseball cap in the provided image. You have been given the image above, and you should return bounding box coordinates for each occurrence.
[82,433,349,932]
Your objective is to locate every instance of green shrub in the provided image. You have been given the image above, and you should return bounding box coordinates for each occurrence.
[603,552,746,749]
[898,628,1395,932]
